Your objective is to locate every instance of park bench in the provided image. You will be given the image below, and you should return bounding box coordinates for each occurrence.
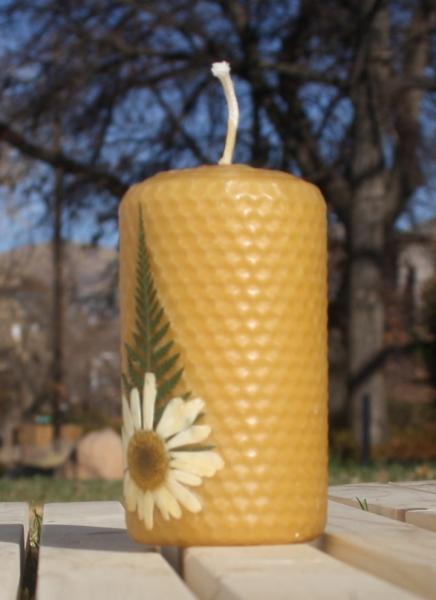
[1,481,436,599]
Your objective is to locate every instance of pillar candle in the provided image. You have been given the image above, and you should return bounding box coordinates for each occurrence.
[119,63,328,546]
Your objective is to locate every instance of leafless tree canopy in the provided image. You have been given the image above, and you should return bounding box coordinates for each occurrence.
[0,0,435,443]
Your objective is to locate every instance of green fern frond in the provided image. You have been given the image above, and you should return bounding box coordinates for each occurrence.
[151,323,170,347]
[152,340,174,364]
[155,354,180,380]
[124,204,185,405]
[156,368,184,402]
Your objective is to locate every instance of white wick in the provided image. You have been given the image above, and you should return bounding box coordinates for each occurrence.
[211,61,239,165]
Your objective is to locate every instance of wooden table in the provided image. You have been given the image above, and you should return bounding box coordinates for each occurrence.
[1,481,436,599]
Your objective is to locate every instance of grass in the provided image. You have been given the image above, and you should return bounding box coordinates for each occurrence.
[355,497,369,511]
[0,477,122,506]
[328,458,436,485]
[1,460,435,507]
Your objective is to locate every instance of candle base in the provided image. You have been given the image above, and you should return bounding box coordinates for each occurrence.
[125,503,327,547]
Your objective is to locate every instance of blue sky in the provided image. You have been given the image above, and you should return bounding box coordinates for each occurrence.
[0,0,434,252]
[0,185,118,251]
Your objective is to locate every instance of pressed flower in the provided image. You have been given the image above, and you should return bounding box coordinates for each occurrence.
[122,372,223,530]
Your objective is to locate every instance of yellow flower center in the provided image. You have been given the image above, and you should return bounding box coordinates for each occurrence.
[127,430,169,491]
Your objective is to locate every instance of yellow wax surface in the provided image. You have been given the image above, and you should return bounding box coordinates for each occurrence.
[120,164,328,545]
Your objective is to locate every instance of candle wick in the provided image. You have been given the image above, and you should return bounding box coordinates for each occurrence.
[211,61,239,165]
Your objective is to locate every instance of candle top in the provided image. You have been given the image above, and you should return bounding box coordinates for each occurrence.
[123,164,324,209]
[136,164,315,187]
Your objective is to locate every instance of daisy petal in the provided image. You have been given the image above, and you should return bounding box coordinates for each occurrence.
[156,397,205,439]
[167,476,202,513]
[130,387,142,430]
[124,473,137,512]
[171,451,224,477]
[122,394,134,437]
[171,469,202,487]
[184,397,205,425]
[143,372,156,430]
[153,488,169,521]
[167,425,211,450]
[143,490,154,530]
[154,485,182,520]
[156,397,185,438]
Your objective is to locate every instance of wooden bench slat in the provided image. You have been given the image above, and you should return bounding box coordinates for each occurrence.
[329,482,436,521]
[0,502,29,600]
[184,545,418,599]
[36,502,194,600]
[324,500,436,600]
[389,481,436,495]
[405,509,436,532]
[329,483,436,533]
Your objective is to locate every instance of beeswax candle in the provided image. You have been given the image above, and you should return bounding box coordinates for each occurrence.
[119,63,328,546]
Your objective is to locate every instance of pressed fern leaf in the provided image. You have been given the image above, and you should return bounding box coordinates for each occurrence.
[124,204,186,410]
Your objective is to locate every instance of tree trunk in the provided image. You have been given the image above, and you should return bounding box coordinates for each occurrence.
[51,168,65,439]
[348,2,390,448]
[348,158,387,447]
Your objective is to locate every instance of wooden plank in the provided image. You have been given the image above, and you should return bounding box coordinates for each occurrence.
[390,481,436,495]
[329,482,436,522]
[36,502,195,600]
[323,500,436,600]
[405,509,436,532]
[0,502,29,600]
[184,545,418,599]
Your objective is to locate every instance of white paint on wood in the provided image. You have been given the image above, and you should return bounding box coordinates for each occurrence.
[329,482,436,521]
[36,502,194,600]
[324,500,436,600]
[0,502,28,600]
[184,545,418,600]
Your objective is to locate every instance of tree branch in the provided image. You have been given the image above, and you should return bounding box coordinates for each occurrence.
[0,121,128,196]
[260,61,345,88]
[387,0,435,224]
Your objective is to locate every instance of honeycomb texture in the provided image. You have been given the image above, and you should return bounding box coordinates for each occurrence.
[119,165,328,546]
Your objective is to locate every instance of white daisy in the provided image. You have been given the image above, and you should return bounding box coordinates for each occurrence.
[122,372,224,530]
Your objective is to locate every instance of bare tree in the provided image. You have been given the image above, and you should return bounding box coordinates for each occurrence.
[0,0,435,446]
